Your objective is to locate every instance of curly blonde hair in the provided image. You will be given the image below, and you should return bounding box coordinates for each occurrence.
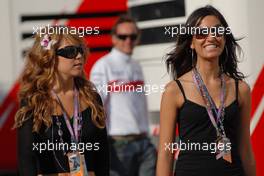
[14,26,105,132]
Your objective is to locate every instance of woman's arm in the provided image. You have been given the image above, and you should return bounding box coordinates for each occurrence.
[237,81,256,176]
[156,81,179,176]
[17,117,37,176]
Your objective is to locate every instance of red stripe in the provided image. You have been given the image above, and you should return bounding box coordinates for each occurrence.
[67,17,119,30]
[76,0,127,13]
[84,34,112,48]
[108,80,119,85]
[0,82,19,169]
[84,51,108,77]
[107,80,144,92]
[251,66,264,118]
[0,105,18,169]
[250,65,264,176]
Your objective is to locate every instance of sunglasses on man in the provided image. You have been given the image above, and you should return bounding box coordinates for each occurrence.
[56,45,84,59]
[116,34,138,41]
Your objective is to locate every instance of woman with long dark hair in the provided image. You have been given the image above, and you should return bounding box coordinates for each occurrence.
[156,5,256,176]
[14,26,109,176]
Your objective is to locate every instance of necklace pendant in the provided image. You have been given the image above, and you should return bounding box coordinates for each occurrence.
[223,152,232,163]
[216,136,232,163]
[58,129,63,136]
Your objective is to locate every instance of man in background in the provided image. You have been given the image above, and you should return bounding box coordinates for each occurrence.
[90,15,156,176]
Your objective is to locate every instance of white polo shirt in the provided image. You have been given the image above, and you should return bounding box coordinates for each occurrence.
[90,48,149,136]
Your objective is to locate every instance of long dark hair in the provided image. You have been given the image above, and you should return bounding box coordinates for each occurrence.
[166,5,245,80]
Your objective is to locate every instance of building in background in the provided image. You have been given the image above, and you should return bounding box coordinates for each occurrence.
[0,0,263,175]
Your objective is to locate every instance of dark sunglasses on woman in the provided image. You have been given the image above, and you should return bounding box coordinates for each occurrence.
[116,34,138,41]
[194,26,225,39]
[56,45,84,59]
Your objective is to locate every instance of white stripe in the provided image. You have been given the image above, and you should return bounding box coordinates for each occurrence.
[0,102,15,130]
[250,96,264,135]
[128,0,174,7]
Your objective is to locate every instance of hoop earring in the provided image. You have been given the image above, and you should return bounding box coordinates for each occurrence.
[191,49,195,68]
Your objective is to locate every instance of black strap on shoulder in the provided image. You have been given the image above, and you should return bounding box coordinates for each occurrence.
[235,79,239,101]
[175,79,187,101]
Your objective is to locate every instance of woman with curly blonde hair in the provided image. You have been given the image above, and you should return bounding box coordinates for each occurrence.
[14,26,109,176]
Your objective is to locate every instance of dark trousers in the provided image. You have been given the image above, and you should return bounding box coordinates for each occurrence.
[109,136,157,176]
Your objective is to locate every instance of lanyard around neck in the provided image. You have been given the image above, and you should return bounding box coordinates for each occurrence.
[52,86,81,143]
[192,68,226,137]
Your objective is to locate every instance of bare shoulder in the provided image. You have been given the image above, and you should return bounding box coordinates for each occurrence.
[163,80,184,108]
[164,80,184,97]
[224,75,250,94]
[164,80,178,93]
[237,80,251,106]
[238,80,251,94]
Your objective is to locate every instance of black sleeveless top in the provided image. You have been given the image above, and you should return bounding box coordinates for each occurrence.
[175,80,245,176]
[17,94,109,176]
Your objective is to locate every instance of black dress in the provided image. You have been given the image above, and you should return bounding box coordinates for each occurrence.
[17,96,109,176]
[174,80,245,176]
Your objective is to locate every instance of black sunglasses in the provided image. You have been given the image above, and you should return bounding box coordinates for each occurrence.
[56,45,84,59]
[116,34,138,41]
[194,26,225,39]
